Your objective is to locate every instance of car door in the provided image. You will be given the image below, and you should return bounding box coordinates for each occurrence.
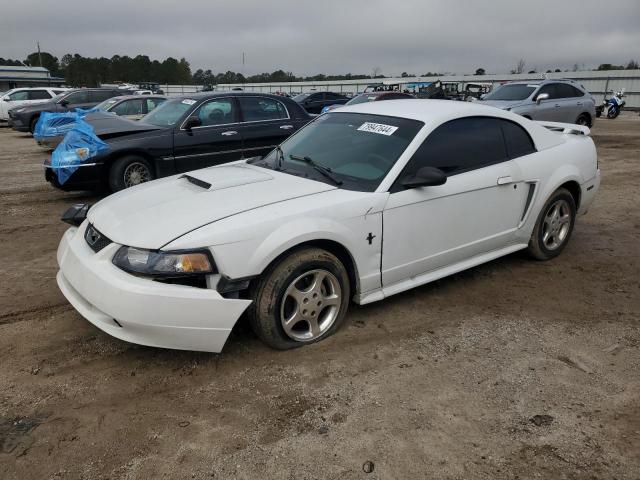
[3,90,30,116]
[531,84,565,122]
[172,96,244,173]
[554,83,583,123]
[236,96,298,158]
[60,90,92,111]
[304,93,326,114]
[382,116,530,287]
[325,92,348,108]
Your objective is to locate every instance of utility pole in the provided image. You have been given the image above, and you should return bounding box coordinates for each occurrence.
[37,41,43,67]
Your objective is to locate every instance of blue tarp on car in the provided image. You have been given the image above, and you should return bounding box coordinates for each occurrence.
[50,119,109,185]
[34,107,100,143]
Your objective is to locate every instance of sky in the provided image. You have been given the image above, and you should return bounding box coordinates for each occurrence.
[1,0,639,76]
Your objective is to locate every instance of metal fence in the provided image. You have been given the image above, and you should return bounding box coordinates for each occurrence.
[160,69,640,109]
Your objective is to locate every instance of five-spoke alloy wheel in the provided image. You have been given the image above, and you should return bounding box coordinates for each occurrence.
[248,247,351,350]
[528,187,576,260]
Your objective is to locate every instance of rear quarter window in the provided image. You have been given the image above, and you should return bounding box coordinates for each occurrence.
[500,120,536,159]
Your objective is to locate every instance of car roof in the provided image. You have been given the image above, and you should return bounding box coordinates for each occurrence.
[175,91,294,100]
[337,98,511,123]
[503,78,580,86]
[337,98,564,151]
[108,95,166,101]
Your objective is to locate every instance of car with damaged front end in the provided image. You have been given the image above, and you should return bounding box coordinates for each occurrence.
[55,100,600,353]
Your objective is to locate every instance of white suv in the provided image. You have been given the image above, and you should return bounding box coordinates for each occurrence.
[0,87,68,122]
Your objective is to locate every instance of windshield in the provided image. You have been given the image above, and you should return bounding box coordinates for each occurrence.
[483,84,537,101]
[345,94,378,106]
[96,98,120,111]
[141,98,195,126]
[252,112,423,191]
[292,93,311,102]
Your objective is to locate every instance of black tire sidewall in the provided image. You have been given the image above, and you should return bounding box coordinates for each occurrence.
[532,190,576,259]
[250,249,350,349]
[29,116,39,134]
[108,156,153,192]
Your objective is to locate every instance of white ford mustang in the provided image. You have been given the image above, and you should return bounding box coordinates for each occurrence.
[56,100,600,352]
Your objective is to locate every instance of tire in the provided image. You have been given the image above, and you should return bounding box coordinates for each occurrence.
[575,113,591,127]
[108,155,154,192]
[607,108,620,119]
[527,188,576,260]
[248,247,351,350]
[29,115,40,134]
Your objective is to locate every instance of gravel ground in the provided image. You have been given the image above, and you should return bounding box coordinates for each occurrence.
[0,114,638,479]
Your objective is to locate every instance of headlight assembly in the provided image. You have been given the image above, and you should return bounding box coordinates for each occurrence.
[112,246,216,277]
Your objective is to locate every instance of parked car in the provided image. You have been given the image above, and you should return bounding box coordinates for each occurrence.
[54,99,600,353]
[37,95,167,148]
[44,92,311,192]
[8,88,128,133]
[477,79,596,126]
[321,91,414,113]
[293,91,349,114]
[0,87,68,122]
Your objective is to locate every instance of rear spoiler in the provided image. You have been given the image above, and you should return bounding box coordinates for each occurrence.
[536,121,590,136]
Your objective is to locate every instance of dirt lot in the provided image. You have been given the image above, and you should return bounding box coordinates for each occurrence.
[0,114,638,480]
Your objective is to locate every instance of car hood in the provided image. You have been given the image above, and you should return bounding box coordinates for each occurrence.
[85,114,164,138]
[478,99,526,110]
[14,101,58,114]
[87,163,337,249]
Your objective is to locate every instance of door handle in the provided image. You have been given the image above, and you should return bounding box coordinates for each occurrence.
[497,176,513,185]
[280,125,294,130]
[554,103,561,108]
[576,102,583,106]
[221,131,237,136]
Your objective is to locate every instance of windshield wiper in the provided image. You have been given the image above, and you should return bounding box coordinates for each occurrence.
[289,154,343,185]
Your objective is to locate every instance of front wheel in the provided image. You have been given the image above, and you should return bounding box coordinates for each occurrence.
[527,188,576,260]
[248,248,351,350]
[108,155,154,192]
[607,108,620,119]
[29,115,40,134]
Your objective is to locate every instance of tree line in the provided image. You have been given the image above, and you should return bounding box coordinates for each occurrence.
[0,52,638,87]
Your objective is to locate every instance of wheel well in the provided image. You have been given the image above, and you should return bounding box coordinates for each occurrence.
[578,112,593,127]
[260,239,360,296]
[558,180,581,209]
[103,151,156,181]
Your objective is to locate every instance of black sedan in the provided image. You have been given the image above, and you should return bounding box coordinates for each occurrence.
[9,88,128,133]
[44,92,311,192]
[292,91,349,114]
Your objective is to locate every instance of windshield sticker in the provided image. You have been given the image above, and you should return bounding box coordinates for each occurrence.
[182,99,197,105]
[357,122,398,136]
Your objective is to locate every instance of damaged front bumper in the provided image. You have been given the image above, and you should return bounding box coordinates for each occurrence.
[56,223,251,352]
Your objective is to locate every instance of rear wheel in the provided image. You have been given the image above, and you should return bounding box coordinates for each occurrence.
[108,155,154,192]
[575,113,591,127]
[248,248,351,350]
[527,188,576,260]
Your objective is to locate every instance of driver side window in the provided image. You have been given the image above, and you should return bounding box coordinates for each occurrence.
[194,98,237,126]
[393,116,508,191]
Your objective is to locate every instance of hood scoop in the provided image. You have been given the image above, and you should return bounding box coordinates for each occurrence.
[178,165,274,191]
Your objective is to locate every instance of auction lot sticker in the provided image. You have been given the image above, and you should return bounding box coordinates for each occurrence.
[357,122,398,136]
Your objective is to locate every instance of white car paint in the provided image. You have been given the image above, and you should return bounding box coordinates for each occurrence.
[0,87,68,121]
[56,100,600,352]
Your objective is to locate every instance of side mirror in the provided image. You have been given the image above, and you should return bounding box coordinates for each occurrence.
[2,97,10,102]
[535,93,549,105]
[401,166,447,189]
[183,116,202,130]
[59,99,69,107]
[480,94,487,100]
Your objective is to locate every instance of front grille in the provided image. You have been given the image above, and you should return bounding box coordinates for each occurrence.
[84,223,112,253]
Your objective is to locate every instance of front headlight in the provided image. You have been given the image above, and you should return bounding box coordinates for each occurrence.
[112,246,216,277]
